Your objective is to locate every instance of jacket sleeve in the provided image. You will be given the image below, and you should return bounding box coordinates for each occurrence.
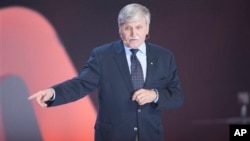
[48,49,101,107]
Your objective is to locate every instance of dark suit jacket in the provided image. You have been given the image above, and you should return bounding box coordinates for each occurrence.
[50,40,184,141]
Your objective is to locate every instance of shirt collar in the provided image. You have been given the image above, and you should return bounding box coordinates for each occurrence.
[124,42,146,55]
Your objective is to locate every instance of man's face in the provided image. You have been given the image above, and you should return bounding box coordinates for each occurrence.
[119,18,149,48]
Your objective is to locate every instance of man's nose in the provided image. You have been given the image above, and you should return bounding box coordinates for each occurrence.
[130,28,136,36]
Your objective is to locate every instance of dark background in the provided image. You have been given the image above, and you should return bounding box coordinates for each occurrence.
[1,0,250,140]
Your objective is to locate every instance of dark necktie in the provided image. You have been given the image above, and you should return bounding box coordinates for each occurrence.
[130,49,144,90]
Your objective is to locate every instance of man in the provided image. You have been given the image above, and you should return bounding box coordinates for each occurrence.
[29,3,184,141]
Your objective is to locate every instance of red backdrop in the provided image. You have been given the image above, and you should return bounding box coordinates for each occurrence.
[0,7,96,141]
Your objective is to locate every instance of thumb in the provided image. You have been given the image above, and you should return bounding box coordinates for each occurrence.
[42,91,53,102]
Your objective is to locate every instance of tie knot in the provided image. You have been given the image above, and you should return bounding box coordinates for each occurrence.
[130,49,139,55]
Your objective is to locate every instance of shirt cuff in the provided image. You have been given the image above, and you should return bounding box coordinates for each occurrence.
[152,89,159,103]
[48,88,56,101]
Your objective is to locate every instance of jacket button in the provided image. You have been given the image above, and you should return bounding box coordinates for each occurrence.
[134,127,138,131]
[138,109,141,112]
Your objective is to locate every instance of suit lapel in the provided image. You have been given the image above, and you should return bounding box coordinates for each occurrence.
[113,41,134,91]
[144,44,158,88]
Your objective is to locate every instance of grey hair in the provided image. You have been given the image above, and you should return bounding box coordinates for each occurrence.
[118,3,151,27]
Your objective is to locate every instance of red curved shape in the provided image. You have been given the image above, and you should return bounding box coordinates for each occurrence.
[0,6,96,141]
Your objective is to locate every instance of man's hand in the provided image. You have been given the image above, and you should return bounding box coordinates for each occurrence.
[28,88,54,107]
[132,89,157,105]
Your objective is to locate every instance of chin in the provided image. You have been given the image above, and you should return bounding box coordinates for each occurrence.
[128,42,141,48]
[128,44,139,48]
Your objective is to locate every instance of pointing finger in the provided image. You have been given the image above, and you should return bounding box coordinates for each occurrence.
[28,91,43,100]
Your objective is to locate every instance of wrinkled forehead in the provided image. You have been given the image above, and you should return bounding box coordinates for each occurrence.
[119,16,148,27]
[119,18,148,27]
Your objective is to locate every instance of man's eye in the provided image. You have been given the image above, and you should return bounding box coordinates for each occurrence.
[124,27,131,30]
[136,26,142,29]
